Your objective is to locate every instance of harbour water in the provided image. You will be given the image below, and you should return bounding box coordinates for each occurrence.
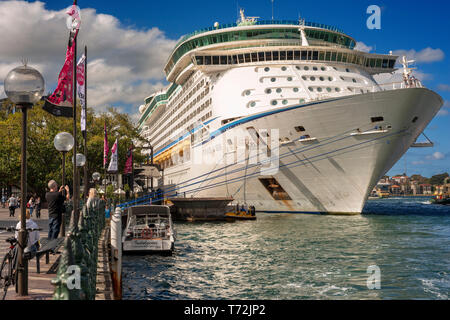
[122,197,450,300]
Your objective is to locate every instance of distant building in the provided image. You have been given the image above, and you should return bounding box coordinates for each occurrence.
[390,185,401,195]
[419,184,432,195]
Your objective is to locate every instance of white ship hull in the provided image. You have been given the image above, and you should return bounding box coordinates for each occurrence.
[163,88,442,214]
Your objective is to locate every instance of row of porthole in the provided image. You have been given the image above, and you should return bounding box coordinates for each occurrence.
[302,75,334,82]
[265,87,300,94]
[267,76,294,82]
[248,98,307,108]
[263,66,352,73]
[308,87,341,93]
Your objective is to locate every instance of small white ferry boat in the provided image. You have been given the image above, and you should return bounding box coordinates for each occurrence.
[122,205,176,254]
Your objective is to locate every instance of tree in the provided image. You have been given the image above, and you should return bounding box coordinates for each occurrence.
[0,99,146,199]
[430,173,449,186]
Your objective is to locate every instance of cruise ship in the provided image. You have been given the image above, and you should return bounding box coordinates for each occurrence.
[137,11,443,214]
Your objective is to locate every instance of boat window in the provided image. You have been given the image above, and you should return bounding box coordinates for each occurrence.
[282,99,288,105]
[271,100,278,106]
[220,56,227,65]
[293,87,299,92]
[244,53,251,63]
[276,88,282,93]
[264,67,270,72]
[287,77,293,81]
[265,88,272,94]
[271,78,276,82]
[371,116,384,123]
[281,66,287,71]
[280,51,286,60]
[213,56,219,65]
[272,51,279,61]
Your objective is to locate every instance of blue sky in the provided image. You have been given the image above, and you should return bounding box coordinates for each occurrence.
[2,0,449,177]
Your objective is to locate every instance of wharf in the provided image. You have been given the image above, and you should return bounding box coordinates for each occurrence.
[169,197,234,221]
[0,208,58,300]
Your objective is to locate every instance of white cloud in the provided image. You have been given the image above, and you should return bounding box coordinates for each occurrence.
[437,101,450,116]
[426,152,446,160]
[438,84,450,92]
[354,42,373,53]
[0,1,177,113]
[393,48,444,64]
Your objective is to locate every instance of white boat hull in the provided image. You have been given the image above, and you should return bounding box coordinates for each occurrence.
[164,88,443,214]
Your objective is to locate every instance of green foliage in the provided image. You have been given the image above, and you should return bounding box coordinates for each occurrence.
[0,99,146,197]
[430,173,449,186]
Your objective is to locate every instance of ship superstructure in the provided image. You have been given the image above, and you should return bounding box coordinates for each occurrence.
[137,11,443,214]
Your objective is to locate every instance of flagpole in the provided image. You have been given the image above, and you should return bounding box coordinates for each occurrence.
[83,45,88,200]
[72,0,79,228]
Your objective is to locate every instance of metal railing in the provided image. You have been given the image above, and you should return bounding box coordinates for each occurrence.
[52,199,106,300]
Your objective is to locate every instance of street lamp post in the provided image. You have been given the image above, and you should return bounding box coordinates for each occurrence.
[54,132,74,237]
[92,172,101,188]
[72,153,86,225]
[4,63,45,296]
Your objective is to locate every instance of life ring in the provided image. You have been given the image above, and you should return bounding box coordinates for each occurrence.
[141,228,153,239]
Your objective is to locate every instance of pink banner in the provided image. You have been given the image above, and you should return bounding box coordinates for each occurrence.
[124,146,133,174]
[43,30,78,117]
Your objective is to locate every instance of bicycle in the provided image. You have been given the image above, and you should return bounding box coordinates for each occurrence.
[0,227,42,300]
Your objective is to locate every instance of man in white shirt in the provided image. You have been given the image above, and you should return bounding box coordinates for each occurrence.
[8,195,18,217]
[15,210,40,254]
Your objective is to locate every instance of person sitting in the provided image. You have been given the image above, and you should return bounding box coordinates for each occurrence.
[15,210,40,258]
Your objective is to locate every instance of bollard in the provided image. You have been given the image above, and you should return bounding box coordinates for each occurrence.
[110,207,122,300]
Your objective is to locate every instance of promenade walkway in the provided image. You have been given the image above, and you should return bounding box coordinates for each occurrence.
[0,207,59,300]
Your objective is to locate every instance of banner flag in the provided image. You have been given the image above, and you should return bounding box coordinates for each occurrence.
[108,139,118,173]
[42,30,78,117]
[77,54,86,133]
[104,122,109,168]
[124,145,133,174]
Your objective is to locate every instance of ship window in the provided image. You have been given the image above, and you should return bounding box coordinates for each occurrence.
[281,66,287,71]
[251,53,257,62]
[196,56,204,65]
[238,54,244,64]
[287,77,293,81]
[295,126,306,132]
[313,66,318,71]
[287,51,294,60]
[293,87,299,92]
[294,51,300,60]
[265,52,272,61]
[325,52,331,61]
[244,54,251,63]
[271,78,276,82]
[308,87,314,92]
[312,51,319,60]
[326,87,332,92]
[301,51,308,60]
[320,77,325,81]
[271,100,278,106]
[258,52,265,61]
[213,56,219,65]
[245,90,251,96]
[348,87,354,92]
[280,51,286,60]
[304,66,309,71]
[328,77,333,81]
[371,117,384,123]
[335,88,341,92]
[352,78,357,83]
[250,101,256,107]
[265,88,272,94]
[299,99,305,104]
[310,76,316,81]
[220,56,227,65]
[389,60,396,68]
[317,87,323,92]
[272,51,279,61]
[276,88,282,93]
[264,67,270,72]
[282,100,288,105]
[205,56,211,65]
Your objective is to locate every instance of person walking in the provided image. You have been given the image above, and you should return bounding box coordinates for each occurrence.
[1,195,6,208]
[35,196,41,219]
[8,195,18,217]
[45,180,70,239]
[28,196,35,217]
